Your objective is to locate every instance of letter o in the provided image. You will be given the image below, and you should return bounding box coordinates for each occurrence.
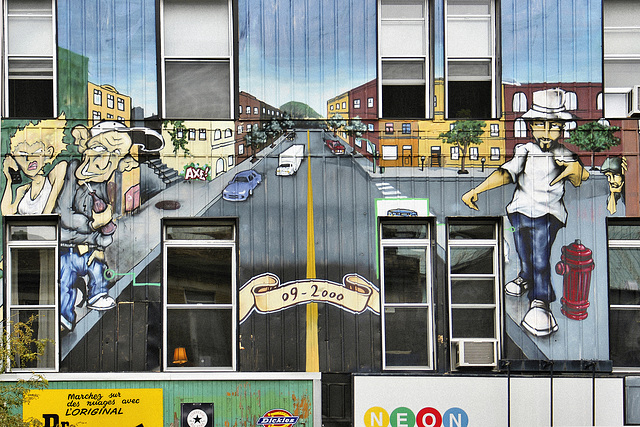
[417,407,442,427]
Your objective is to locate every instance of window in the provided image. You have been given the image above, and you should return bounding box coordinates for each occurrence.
[107,113,113,119]
[162,0,233,119]
[354,99,361,109]
[330,105,334,111]
[342,101,347,109]
[164,220,237,370]
[385,122,394,134]
[92,111,101,122]
[565,91,578,110]
[379,0,428,118]
[469,146,479,160]
[490,123,499,136]
[188,129,196,140]
[238,144,244,155]
[239,105,243,115]
[214,129,222,140]
[117,116,125,121]
[563,121,576,138]
[450,146,459,160]
[253,107,259,115]
[490,147,500,160]
[382,145,398,160]
[237,125,243,134]
[246,106,251,114]
[368,123,375,131]
[262,107,265,114]
[368,97,375,108]
[176,129,184,139]
[355,138,363,148]
[608,220,640,368]
[446,0,498,119]
[199,129,207,140]
[5,220,59,371]
[514,118,527,138]
[225,128,233,138]
[512,92,527,113]
[117,97,125,111]
[402,123,411,134]
[380,219,434,369]
[93,89,102,106]
[448,219,500,368]
[5,0,56,117]
[228,155,234,167]
[107,94,114,109]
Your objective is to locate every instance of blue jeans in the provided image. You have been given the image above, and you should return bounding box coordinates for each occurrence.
[60,248,109,325]
[508,213,564,303]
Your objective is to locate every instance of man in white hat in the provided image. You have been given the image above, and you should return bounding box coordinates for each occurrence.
[462,88,589,337]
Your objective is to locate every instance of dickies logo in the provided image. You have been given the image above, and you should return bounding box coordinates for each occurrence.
[257,409,299,427]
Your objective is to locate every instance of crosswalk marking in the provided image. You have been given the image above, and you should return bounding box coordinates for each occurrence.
[375,182,406,198]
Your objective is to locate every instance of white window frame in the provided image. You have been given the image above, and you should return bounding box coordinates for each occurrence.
[160,0,234,119]
[380,219,434,370]
[469,146,479,160]
[199,129,207,140]
[381,145,398,160]
[4,0,57,117]
[450,145,460,160]
[368,97,375,108]
[512,92,527,113]
[5,219,59,372]
[490,123,499,136]
[117,97,125,111]
[514,118,527,138]
[447,219,501,369]
[354,99,361,109]
[163,220,237,371]
[93,89,102,106]
[107,93,114,109]
[490,146,500,161]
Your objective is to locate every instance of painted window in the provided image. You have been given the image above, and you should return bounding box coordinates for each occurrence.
[490,146,500,160]
[214,129,222,140]
[188,129,196,140]
[163,220,237,371]
[512,92,527,113]
[228,155,234,167]
[239,105,243,114]
[565,91,578,110]
[5,0,55,117]
[490,123,499,136]
[368,123,375,131]
[254,107,259,115]
[107,113,113,119]
[608,220,640,368]
[354,99,361,109]
[382,145,398,160]
[446,0,498,119]
[597,92,603,111]
[117,97,125,111]
[450,146,459,160]
[368,97,375,108]
[385,122,394,133]
[402,123,411,134]
[469,146,479,160]
[563,121,576,138]
[380,219,434,369]
[93,89,102,106]
[238,144,244,155]
[225,128,233,138]
[380,0,428,118]
[107,94,114,109]
[448,219,500,368]
[246,106,251,114]
[162,0,232,119]
[237,125,243,134]
[342,101,347,109]
[176,129,184,139]
[199,129,207,140]
[330,104,334,111]
[514,118,527,138]
[6,220,59,371]
[92,111,101,122]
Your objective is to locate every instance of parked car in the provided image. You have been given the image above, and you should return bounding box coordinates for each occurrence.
[324,136,345,155]
[387,208,418,217]
[222,170,262,201]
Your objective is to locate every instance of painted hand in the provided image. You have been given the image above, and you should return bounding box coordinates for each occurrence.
[91,204,114,230]
[462,189,480,210]
[3,155,18,177]
[550,160,589,187]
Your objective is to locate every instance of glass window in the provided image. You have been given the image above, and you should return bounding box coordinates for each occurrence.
[354,99,361,109]
[93,89,102,106]
[514,118,527,138]
[199,129,207,140]
[368,97,374,108]
[225,128,233,138]
[448,219,500,368]
[117,97,125,111]
[6,221,59,371]
[380,219,433,369]
[490,147,500,160]
[253,107,259,115]
[214,129,222,140]
[451,146,459,160]
[490,123,499,136]
[382,145,398,160]
[164,220,236,370]
[107,94,114,109]
[402,123,411,134]
[6,0,55,117]
[608,220,640,367]
[469,146,479,160]
[512,92,527,113]
[162,0,232,119]
[188,129,196,140]
[385,122,394,133]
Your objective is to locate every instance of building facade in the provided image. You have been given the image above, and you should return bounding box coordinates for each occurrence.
[2,0,640,426]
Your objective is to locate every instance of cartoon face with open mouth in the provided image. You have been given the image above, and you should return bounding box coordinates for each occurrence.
[12,140,54,178]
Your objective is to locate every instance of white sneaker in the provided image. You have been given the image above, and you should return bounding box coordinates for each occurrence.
[521,299,558,337]
[505,276,529,297]
[88,295,116,311]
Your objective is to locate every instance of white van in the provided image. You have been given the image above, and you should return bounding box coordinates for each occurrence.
[276,144,305,176]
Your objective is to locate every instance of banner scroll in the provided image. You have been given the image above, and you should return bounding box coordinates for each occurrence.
[239,273,380,323]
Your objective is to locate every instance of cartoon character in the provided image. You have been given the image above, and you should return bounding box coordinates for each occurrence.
[2,115,68,215]
[601,156,626,214]
[462,88,589,337]
[56,121,163,331]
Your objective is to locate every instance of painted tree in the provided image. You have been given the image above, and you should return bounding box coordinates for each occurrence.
[326,113,346,135]
[567,121,621,169]
[344,117,367,138]
[1,315,50,426]
[245,128,267,158]
[439,120,486,174]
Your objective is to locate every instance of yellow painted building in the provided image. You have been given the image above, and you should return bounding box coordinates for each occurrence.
[88,83,132,126]
[327,92,350,118]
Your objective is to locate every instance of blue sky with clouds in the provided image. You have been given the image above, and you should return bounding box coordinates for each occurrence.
[239,0,377,115]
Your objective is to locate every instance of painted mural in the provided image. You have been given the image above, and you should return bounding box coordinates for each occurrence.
[1,0,636,373]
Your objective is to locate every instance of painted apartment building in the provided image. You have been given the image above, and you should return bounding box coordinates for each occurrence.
[2,0,640,426]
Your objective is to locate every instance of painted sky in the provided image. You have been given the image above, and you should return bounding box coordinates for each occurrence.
[57,0,158,117]
[239,0,377,115]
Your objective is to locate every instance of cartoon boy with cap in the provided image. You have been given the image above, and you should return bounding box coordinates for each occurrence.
[462,88,589,337]
[56,121,163,331]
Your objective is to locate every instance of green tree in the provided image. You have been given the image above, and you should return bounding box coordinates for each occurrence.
[1,315,50,426]
[344,117,367,138]
[326,113,346,135]
[439,120,486,174]
[245,128,267,158]
[566,121,621,169]
[163,120,190,156]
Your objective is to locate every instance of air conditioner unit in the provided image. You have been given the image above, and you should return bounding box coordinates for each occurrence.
[628,85,640,117]
[454,340,497,368]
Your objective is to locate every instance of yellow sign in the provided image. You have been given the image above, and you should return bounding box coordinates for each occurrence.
[23,388,163,427]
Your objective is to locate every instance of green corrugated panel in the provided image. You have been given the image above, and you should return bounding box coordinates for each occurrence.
[43,379,313,426]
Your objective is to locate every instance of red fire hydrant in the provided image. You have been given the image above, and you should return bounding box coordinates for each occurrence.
[555,240,595,320]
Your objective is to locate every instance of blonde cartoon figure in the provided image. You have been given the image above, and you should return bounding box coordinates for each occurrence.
[2,115,68,215]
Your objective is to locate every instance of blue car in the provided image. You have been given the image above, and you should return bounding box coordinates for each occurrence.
[223,170,262,201]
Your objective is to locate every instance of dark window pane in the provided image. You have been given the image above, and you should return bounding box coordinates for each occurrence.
[381,222,428,239]
[451,278,495,304]
[382,85,426,118]
[9,79,53,117]
[166,223,234,240]
[609,248,640,305]
[10,309,55,369]
[167,309,232,367]
[167,247,232,304]
[448,80,491,119]
[608,223,640,240]
[385,307,429,367]
[10,248,56,305]
[8,224,56,241]
[610,309,640,366]
[165,60,230,118]
[450,247,494,274]
[451,308,495,338]
[449,223,495,240]
[383,247,427,303]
